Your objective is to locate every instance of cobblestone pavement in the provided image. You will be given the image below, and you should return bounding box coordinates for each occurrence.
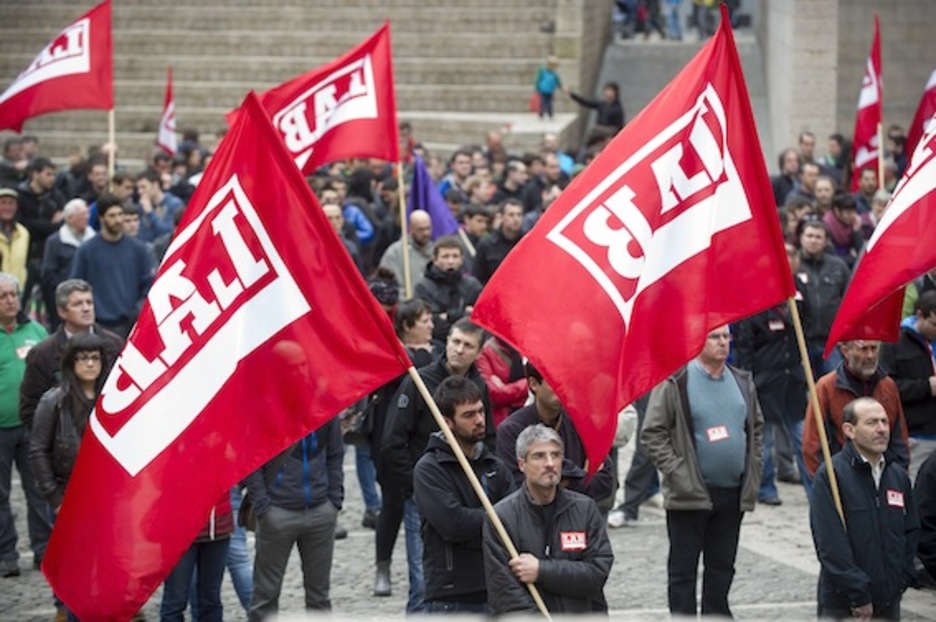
[3,443,936,621]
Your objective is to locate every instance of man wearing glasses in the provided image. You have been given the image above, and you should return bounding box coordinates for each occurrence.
[642,326,764,617]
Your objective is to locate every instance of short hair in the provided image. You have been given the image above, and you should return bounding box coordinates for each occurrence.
[55,279,92,310]
[602,81,620,100]
[444,188,465,204]
[97,194,125,217]
[0,272,20,294]
[462,203,489,221]
[516,424,564,460]
[872,189,891,204]
[506,159,526,175]
[798,130,816,144]
[28,157,55,176]
[450,148,472,163]
[842,397,880,426]
[801,161,821,175]
[433,375,483,420]
[918,291,936,318]
[62,198,88,219]
[798,217,827,238]
[832,193,856,211]
[393,298,431,338]
[433,235,462,256]
[112,170,134,187]
[449,317,483,341]
[500,198,523,215]
[136,168,161,184]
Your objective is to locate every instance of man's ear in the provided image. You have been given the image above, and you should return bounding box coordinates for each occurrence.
[842,422,856,441]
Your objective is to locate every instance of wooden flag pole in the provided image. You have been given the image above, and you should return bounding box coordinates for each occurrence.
[107,108,116,192]
[397,163,412,299]
[457,227,477,258]
[878,122,885,189]
[405,366,553,620]
[787,297,846,526]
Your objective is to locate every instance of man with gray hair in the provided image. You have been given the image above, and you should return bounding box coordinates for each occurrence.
[0,272,49,577]
[19,279,122,430]
[482,424,613,615]
[40,198,95,331]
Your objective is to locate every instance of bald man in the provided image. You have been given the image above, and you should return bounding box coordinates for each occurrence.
[378,209,434,296]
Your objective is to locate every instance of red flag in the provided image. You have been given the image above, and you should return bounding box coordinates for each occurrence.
[824,113,936,355]
[471,6,793,474]
[42,91,410,620]
[242,21,399,173]
[850,15,882,191]
[156,66,177,155]
[0,0,112,132]
[905,68,936,157]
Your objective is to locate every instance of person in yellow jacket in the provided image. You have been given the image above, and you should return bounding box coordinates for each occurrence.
[0,188,29,287]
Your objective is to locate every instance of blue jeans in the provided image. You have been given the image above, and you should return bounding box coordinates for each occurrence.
[403,498,425,614]
[355,445,381,513]
[666,2,683,39]
[0,425,52,564]
[161,537,230,622]
[192,489,253,615]
[538,92,554,118]
[759,423,779,501]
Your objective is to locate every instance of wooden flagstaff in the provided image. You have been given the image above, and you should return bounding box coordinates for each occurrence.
[397,163,412,299]
[405,367,553,620]
[787,297,846,525]
[457,227,477,258]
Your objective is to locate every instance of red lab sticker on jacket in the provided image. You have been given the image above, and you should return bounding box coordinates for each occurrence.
[706,425,729,443]
[561,531,587,551]
[886,489,905,508]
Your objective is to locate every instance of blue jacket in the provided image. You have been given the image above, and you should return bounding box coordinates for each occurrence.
[244,418,344,515]
[811,442,918,612]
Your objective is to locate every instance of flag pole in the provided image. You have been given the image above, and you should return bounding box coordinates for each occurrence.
[107,108,116,192]
[786,297,845,525]
[397,163,412,299]
[877,122,885,189]
[405,366,552,620]
[457,228,476,258]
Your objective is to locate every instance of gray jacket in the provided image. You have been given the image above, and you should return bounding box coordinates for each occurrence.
[641,364,764,511]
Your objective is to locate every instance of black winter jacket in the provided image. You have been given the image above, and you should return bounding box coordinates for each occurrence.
[483,486,613,615]
[810,443,918,613]
[414,263,483,342]
[382,358,493,498]
[413,433,515,603]
[880,325,936,436]
[28,387,88,508]
[796,251,850,345]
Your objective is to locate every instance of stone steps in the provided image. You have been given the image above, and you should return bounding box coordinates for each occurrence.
[23,0,556,8]
[15,5,556,33]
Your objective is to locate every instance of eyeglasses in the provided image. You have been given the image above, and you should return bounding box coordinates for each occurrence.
[76,353,102,364]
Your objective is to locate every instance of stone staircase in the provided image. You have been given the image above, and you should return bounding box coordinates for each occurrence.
[0,0,613,166]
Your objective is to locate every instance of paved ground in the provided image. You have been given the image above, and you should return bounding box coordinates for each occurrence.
[3,436,936,621]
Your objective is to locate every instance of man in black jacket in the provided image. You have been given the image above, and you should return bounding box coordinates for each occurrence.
[413,376,514,614]
[414,236,482,342]
[811,397,918,620]
[881,290,936,480]
[382,318,493,613]
[472,199,523,285]
[483,424,613,615]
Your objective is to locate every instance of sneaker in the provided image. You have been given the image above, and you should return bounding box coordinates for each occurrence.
[758,496,782,506]
[607,510,637,528]
[0,559,20,577]
[334,524,348,540]
[362,509,379,529]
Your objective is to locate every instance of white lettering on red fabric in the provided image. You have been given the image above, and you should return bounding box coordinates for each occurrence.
[547,85,752,329]
[271,54,378,169]
[0,19,91,104]
[90,175,311,476]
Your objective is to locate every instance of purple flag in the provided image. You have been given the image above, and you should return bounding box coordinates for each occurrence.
[408,155,460,239]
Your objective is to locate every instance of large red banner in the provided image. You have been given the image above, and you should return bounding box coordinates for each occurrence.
[472,7,793,472]
[0,0,112,132]
[42,91,410,620]
[248,22,399,172]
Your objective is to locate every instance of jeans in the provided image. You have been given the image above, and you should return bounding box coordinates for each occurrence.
[759,423,779,501]
[666,487,744,617]
[249,502,338,621]
[0,425,52,563]
[403,497,425,614]
[355,445,381,513]
[160,537,230,622]
[538,92,554,118]
[227,489,254,612]
[614,394,658,519]
[665,2,683,39]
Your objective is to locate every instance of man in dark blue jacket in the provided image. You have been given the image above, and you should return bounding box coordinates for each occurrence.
[811,397,918,620]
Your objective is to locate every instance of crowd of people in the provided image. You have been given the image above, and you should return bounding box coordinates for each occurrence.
[0,111,935,622]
